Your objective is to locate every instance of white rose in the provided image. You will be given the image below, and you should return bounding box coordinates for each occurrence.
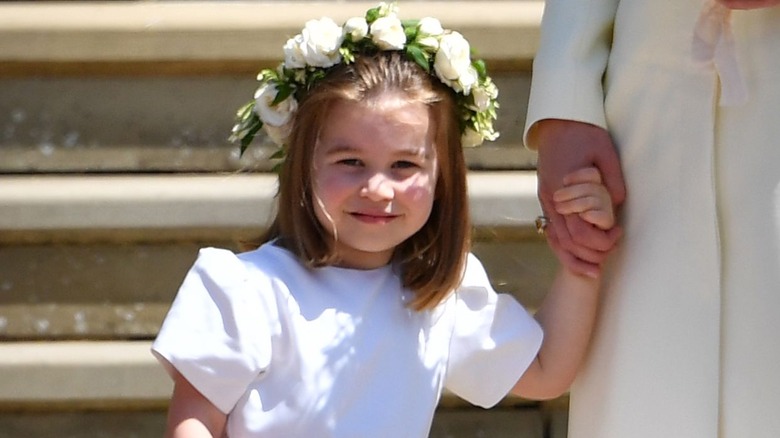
[263,122,293,146]
[461,127,484,147]
[415,18,443,50]
[456,65,478,95]
[377,2,399,17]
[471,86,492,112]
[434,31,472,82]
[418,17,443,36]
[417,35,439,51]
[470,80,498,112]
[254,83,298,128]
[343,16,368,41]
[370,16,406,50]
[300,17,344,67]
[283,35,306,69]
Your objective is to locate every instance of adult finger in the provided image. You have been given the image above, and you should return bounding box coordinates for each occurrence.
[545,222,602,279]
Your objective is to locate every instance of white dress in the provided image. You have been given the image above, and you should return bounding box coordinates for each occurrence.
[152,244,543,438]
[525,0,780,437]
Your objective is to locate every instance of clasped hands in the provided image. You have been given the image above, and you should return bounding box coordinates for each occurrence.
[532,119,626,279]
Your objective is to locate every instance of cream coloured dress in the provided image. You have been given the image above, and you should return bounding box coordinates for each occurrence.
[525,1,780,436]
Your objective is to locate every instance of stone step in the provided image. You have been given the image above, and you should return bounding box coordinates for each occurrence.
[0,172,556,339]
[0,407,557,438]
[0,73,534,173]
[0,2,565,435]
[0,1,541,173]
[0,172,541,240]
[0,239,556,340]
[0,1,542,65]
[0,340,565,438]
[0,341,544,408]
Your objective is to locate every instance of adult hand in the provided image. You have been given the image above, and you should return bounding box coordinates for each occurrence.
[717,0,780,9]
[533,119,626,278]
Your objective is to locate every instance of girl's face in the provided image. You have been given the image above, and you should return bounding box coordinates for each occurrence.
[312,95,438,269]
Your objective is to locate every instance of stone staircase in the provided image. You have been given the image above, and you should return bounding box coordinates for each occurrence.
[0,1,568,437]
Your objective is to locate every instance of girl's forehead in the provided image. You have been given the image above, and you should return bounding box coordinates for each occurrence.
[328,94,430,125]
[314,96,436,156]
[350,90,422,111]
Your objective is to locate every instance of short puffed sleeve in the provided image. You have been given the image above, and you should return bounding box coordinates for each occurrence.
[444,254,543,408]
[152,247,276,414]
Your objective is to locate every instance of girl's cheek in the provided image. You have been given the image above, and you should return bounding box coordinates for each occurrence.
[401,175,436,202]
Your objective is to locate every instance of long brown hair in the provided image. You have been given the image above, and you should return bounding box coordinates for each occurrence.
[258,51,470,311]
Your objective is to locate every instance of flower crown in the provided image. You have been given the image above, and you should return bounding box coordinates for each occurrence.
[229,2,499,158]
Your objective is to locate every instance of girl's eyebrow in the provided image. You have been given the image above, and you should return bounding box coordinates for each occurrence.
[320,143,359,155]
[321,143,432,159]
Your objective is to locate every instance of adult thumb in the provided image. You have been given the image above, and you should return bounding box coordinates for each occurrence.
[596,147,627,207]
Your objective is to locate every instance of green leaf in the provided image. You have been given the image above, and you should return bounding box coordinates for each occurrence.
[402,19,419,42]
[340,47,356,64]
[270,148,286,160]
[235,101,255,119]
[365,6,381,23]
[273,82,294,105]
[238,120,262,157]
[405,44,430,73]
[472,59,487,78]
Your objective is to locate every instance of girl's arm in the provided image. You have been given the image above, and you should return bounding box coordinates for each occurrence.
[165,370,227,438]
[512,167,615,399]
[717,0,780,8]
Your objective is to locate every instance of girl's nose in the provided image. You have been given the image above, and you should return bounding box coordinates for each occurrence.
[361,173,394,201]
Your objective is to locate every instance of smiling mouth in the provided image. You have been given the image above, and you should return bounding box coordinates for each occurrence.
[350,212,399,224]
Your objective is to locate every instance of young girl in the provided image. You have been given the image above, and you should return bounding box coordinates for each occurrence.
[152,4,616,437]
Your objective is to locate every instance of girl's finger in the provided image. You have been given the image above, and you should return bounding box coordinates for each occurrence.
[562,166,602,186]
[555,196,614,225]
[553,183,610,205]
[579,210,615,230]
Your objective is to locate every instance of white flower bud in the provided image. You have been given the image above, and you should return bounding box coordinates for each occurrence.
[461,127,484,147]
[263,122,293,146]
[377,2,399,17]
[456,65,478,95]
[254,83,297,128]
[471,87,492,112]
[344,16,369,41]
[370,16,406,50]
[418,17,443,36]
[417,36,439,51]
[283,35,307,69]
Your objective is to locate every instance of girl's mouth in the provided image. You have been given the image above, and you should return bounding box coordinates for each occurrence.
[350,212,398,224]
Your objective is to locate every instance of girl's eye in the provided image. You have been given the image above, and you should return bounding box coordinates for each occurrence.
[336,158,362,167]
[393,160,420,169]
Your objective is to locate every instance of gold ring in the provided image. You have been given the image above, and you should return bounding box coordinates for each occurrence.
[535,216,550,234]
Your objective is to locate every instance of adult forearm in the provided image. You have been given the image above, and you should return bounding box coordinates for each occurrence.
[524,0,620,148]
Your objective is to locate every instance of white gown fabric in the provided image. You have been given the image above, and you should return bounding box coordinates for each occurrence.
[152,245,543,438]
[525,1,780,436]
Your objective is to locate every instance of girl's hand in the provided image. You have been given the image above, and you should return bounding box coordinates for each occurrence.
[717,0,780,9]
[552,167,615,231]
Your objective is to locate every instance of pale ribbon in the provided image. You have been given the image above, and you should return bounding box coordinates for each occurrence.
[692,0,749,106]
